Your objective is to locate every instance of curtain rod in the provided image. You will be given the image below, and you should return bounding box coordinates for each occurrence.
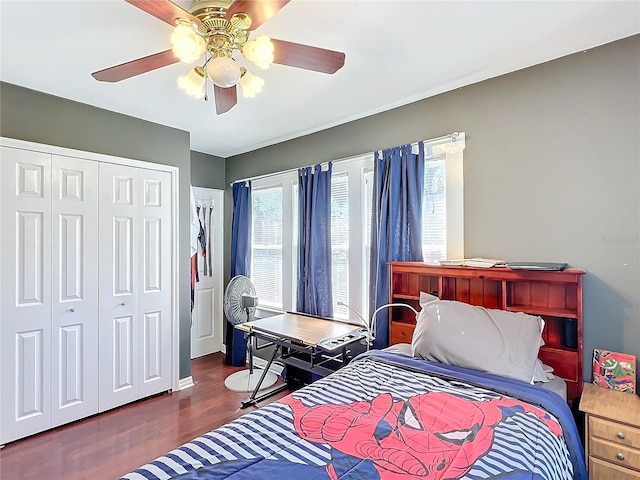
[229,132,460,187]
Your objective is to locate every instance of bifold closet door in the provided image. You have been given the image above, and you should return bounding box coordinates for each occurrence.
[0,147,52,444]
[50,155,99,428]
[0,149,100,444]
[98,163,172,412]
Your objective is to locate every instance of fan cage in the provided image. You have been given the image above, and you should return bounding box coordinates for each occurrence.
[224,275,257,325]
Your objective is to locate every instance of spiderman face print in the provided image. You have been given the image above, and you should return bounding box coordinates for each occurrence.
[282,391,562,480]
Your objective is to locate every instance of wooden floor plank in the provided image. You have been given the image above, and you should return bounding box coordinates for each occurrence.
[0,353,290,479]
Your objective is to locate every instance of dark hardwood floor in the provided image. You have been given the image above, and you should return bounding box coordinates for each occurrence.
[0,353,291,480]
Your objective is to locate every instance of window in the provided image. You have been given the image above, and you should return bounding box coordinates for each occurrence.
[251,171,297,313]
[251,185,284,309]
[249,132,465,319]
[362,169,374,313]
[423,157,446,263]
[331,173,349,319]
[421,135,465,262]
[250,158,373,322]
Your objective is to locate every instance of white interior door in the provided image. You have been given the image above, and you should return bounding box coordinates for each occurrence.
[0,147,52,444]
[50,155,99,427]
[190,187,223,358]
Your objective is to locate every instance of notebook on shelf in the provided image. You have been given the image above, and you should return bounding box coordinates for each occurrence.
[506,262,568,271]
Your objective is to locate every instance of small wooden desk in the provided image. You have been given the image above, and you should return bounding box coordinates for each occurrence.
[236,312,367,408]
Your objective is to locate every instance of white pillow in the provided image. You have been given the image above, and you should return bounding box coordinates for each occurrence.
[411,292,545,383]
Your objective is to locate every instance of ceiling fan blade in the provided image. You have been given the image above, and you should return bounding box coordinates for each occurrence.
[214,85,237,114]
[271,39,345,74]
[92,50,179,82]
[226,0,290,31]
[125,0,202,28]
[124,0,202,27]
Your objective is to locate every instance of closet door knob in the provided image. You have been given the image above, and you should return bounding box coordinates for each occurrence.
[120,301,127,307]
[69,307,76,313]
[617,453,625,461]
[617,432,625,440]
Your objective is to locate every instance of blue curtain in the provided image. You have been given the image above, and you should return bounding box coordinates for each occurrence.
[230,181,252,277]
[369,143,424,348]
[228,181,251,366]
[297,163,334,317]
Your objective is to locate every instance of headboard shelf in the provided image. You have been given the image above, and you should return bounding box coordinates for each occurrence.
[505,305,579,318]
[392,293,421,301]
[388,262,585,405]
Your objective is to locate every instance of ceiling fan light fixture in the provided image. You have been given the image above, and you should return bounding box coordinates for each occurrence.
[206,56,242,88]
[93,0,346,114]
[239,69,264,99]
[177,66,206,98]
[171,21,206,64]
[242,35,274,70]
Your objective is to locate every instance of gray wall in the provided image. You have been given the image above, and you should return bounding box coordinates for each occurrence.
[191,150,226,189]
[226,34,640,380]
[0,82,194,380]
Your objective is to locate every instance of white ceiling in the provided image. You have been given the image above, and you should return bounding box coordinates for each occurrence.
[1,1,639,158]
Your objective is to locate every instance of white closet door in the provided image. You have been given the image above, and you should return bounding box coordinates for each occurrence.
[0,146,52,444]
[98,163,140,412]
[50,155,99,427]
[98,164,172,411]
[137,169,172,398]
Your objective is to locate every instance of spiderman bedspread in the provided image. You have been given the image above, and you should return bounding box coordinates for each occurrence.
[121,351,587,480]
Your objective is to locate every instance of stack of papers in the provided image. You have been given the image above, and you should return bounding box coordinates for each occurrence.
[439,259,465,266]
[439,258,506,268]
[465,257,507,268]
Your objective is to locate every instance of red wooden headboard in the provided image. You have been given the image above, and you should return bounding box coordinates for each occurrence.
[387,262,585,405]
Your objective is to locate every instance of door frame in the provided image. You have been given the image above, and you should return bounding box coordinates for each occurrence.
[0,137,182,393]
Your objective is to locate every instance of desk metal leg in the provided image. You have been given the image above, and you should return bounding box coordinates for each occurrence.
[241,344,287,409]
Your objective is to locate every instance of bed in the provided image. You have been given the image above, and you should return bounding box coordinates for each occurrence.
[121,349,586,480]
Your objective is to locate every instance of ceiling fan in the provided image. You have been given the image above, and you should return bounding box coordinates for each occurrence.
[92,0,346,114]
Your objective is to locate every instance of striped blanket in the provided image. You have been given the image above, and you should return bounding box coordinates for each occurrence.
[122,351,586,480]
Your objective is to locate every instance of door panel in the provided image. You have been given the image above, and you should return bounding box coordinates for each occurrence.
[0,146,52,444]
[51,155,98,427]
[57,324,83,406]
[190,187,223,359]
[144,217,162,292]
[138,170,171,397]
[113,315,135,391]
[99,163,139,412]
[17,212,45,304]
[58,214,83,300]
[114,216,134,295]
[16,330,45,417]
[143,310,162,382]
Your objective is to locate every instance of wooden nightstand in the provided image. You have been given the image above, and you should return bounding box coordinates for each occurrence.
[580,382,640,479]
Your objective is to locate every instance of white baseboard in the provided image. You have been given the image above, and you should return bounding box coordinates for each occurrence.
[220,344,226,354]
[178,376,195,390]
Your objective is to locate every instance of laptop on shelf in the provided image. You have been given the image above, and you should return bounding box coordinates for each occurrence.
[506,262,568,271]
